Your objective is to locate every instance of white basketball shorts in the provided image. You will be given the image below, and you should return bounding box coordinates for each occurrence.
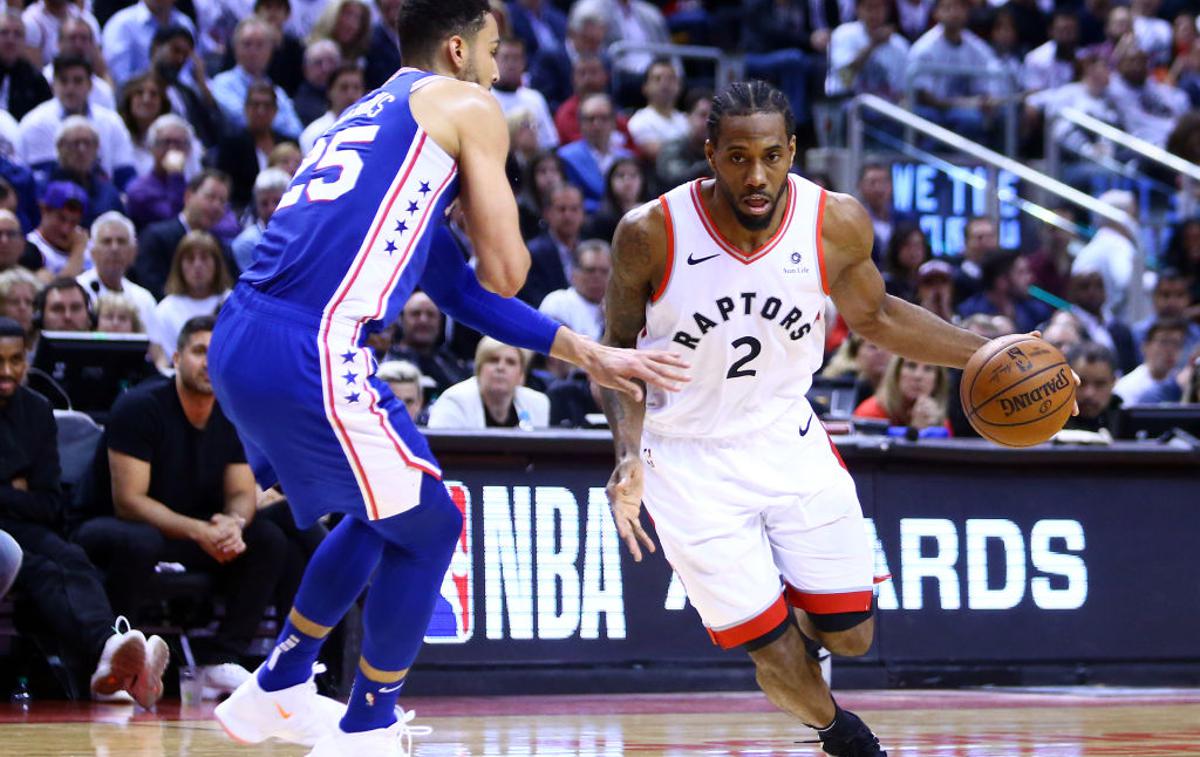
[640,399,875,648]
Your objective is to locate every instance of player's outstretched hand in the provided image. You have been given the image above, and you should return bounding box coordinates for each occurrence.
[606,457,656,562]
[581,343,689,401]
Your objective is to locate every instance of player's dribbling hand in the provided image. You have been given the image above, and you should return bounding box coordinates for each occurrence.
[1025,330,1081,416]
[606,457,656,562]
[583,344,689,401]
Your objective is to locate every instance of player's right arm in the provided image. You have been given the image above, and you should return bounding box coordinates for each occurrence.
[412,80,529,297]
[599,203,669,561]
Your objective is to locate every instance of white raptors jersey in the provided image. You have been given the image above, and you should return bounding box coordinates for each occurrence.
[638,174,829,438]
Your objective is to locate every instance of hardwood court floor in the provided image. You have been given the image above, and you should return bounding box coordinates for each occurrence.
[0,688,1198,756]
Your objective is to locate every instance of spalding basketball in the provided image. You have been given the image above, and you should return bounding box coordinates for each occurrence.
[960,334,1075,447]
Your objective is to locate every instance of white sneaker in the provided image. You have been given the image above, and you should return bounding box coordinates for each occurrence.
[306,711,429,757]
[128,634,170,710]
[90,617,148,699]
[199,662,252,700]
[214,665,345,746]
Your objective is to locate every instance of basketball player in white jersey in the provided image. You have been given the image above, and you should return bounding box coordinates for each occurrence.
[600,81,997,756]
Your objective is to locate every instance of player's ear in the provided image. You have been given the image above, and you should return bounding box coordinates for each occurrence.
[704,139,715,171]
[788,134,797,162]
[446,34,467,72]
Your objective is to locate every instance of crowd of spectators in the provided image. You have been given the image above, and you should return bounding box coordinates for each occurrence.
[0,0,1198,703]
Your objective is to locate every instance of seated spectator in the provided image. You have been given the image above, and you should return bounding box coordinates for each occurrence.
[116,72,173,176]
[78,211,158,331]
[1026,206,1079,298]
[853,354,951,431]
[538,239,610,341]
[915,259,956,321]
[124,114,195,229]
[656,88,712,189]
[906,0,1006,144]
[26,181,91,279]
[1072,190,1139,322]
[292,39,341,127]
[232,168,289,272]
[553,55,634,148]
[957,249,1052,333]
[741,0,839,125]
[519,184,585,307]
[0,209,44,273]
[1067,269,1141,376]
[298,62,364,154]
[376,359,426,424]
[34,276,92,332]
[1082,6,1131,67]
[572,0,670,104]
[150,25,224,149]
[0,316,168,706]
[1107,43,1189,148]
[74,315,288,699]
[1133,269,1200,369]
[584,157,645,243]
[627,58,687,161]
[45,117,124,226]
[210,17,303,139]
[18,55,136,190]
[822,332,894,408]
[1163,217,1200,304]
[0,529,18,600]
[508,0,568,64]
[427,336,550,429]
[548,372,604,428]
[1131,0,1172,65]
[384,291,470,398]
[950,215,997,305]
[95,291,142,333]
[0,10,54,122]
[267,142,301,177]
[507,107,543,186]
[152,231,231,357]
[1114,318,1188,404]
[827,0,911,101]
[493,37,559,151]
[516,149,564,241]
[0,268,40,337]
[135,169,232,299]
[858,163,911,261]
[882,223,931,302]
[217,81,291,212]
[236,0,305,97]
[528,5,603,110]
[558,93,633,213]
[363,0,400,91]
[43,18,115,111]
[101,0,196,87]
[307,0,370,65]
[1041,309,1086,354]
[1021,10,1079,93]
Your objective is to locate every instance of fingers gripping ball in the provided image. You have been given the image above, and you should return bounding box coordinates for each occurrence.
[960,335,1075,447]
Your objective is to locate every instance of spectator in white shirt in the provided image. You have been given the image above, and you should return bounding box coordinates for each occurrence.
[152,230,231,357]
[1107,43,1190,147]
[1021,10,1079,93]
[22,0,100,67]
[491,37,559,151]
[827,0,911,100]
[26,181,90,279]
[41,18,114,111]
[538,239,610,341]
[427,337,550,430]
[627,58,687,160]
[78,211,158,330]
[1072,189,1140,322]
[1027,52,1123,164]
[1114,318,1187,404]
[1131,0,1173,65]
[19,56,136,190]
[298,62,364,155]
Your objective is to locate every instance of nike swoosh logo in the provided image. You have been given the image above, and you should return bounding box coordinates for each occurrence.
[275,702,293,719]
[379,683,404,693]
[798,413,814,437]
[687,252,719,265]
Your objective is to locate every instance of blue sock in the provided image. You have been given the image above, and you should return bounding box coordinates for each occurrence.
[257,617,326,692]
[341,670,404,733]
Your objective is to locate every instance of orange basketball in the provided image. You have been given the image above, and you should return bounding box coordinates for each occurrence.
[960,334,1075,447]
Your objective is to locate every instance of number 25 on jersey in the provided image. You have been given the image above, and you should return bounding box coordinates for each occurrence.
[276,125,381,211]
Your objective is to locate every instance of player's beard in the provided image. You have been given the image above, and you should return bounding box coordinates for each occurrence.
[460,57,484,88]
[714,175,787,232]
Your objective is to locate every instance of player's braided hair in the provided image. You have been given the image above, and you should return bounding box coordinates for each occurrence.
[706,80,795,144]
[396,0,490,65]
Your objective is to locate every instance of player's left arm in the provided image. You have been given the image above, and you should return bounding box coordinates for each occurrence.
[824,192,986,370]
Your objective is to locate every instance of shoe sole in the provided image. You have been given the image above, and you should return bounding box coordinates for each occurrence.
[131,636,170,710]
[91,635,147,697]
[214,684,270,744]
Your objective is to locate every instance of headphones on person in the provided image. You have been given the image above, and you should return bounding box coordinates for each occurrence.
[32,278,97,331]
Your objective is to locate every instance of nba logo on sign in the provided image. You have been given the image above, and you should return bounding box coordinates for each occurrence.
[424,481,473,644]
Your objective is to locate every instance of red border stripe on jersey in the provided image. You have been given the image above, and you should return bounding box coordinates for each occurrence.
[706,593,788,649]
[815,189,829,295]
[785,585,873,614]
[651,195,675,303]
[688,177,796,265]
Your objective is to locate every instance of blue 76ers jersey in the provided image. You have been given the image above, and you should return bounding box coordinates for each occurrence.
[241,68,460,332]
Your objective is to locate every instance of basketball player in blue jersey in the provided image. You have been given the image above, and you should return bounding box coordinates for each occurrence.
[207,1,688,754]
[600,81,1048,756]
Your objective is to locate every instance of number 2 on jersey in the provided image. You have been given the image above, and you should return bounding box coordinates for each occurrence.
[726,336,761,379]
[276,125,381,210]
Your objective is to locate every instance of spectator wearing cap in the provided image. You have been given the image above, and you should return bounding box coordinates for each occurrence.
[292,39,342,127]
[915,259,956,321]
[0,10,54,121]
[298,63,363,154]
[364,0,401,91]
[44,116,124,226]
[231,167,289,272]
[41,18,114,111]
[215,81,290,211]
[77,211,158,337]
[1115,318,1188,404]
[150,26,224,149]
[135,169,232,299]
[125,114,196,229]
[17,55,136,190]
[26,181,90,279]
[956,250,1052,334]
[210,17,303,139]
[881,223,930,302]
[101,0,195,87]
